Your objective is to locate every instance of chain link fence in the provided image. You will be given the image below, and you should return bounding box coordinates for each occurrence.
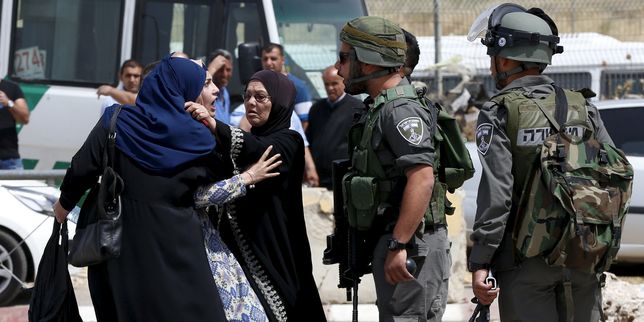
[366,0,644,100]
[366,0,644,41]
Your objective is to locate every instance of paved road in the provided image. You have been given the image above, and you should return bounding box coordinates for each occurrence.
[4,264,643,322]
[2,265,497,322]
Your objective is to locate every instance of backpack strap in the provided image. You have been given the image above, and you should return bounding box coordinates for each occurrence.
[530,86,565,133]
[554,86,569,131]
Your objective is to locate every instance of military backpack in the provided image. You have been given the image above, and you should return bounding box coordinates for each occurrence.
[494,86,634,274]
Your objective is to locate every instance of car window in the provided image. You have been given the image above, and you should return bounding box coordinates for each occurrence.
[599,107,644,156]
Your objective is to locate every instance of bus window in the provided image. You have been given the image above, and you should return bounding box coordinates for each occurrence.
[11,0,123,85]
[224,2,264,52]
[478,72,592,99]
[223,1,266,102]
[601,70,644,100]
[545,72,592,92]
[135,0,213,66]
[273,0,366,98]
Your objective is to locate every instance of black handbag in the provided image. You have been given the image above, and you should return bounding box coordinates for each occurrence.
[68,106,124,267]
[28,221,83,322]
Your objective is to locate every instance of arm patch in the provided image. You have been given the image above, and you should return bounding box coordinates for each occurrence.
[396,117,424,145]
[476,123,494,155]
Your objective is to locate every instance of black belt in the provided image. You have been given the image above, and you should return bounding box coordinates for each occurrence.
[424,223,447,233]
[383,222,446,233]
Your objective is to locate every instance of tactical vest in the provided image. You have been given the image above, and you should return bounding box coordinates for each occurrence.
[343,84,450,232]
[491,87,634,274]
[491,88,589,190]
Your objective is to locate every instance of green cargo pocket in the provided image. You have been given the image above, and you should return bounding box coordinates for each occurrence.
[443,167,465,192]
[342,173,357,228]
[428,182,447,225]
[348,176,380,231]
[351,148,369,174]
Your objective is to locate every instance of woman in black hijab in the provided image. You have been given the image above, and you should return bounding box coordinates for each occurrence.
[196,70,326,321]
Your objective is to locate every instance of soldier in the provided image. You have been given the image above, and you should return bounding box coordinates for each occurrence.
[467,3,615,321]
[336,16,450,321]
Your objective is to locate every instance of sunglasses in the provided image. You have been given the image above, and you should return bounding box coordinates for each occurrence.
[338,51,352,64]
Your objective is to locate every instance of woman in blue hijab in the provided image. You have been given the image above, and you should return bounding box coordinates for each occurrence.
[53,55,229,321]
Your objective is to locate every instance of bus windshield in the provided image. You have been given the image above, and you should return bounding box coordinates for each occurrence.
[273,0,366,98]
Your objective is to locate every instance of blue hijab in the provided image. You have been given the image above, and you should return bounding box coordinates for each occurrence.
[103,55,215,174]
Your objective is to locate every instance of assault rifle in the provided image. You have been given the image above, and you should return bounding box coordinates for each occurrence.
[323,159,374,322]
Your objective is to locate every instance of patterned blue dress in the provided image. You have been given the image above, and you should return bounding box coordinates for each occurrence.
[195,175,268,322]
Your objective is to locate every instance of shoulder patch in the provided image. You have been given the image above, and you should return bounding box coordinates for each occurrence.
[476,123,494,155]
[396,117,424,145]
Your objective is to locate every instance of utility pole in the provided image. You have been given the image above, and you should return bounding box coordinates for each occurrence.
[434,0,442,97]
[571,0,576,34]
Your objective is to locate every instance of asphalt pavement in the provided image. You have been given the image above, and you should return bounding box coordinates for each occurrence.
[0,265,497,322]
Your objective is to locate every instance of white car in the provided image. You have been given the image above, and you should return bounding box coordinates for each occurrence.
[0,180,76,305]
[463,99,644,263]
[593,99,644,263]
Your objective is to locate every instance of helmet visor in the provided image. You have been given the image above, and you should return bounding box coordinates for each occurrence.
[467,4,498,42]
[467,3,528,42]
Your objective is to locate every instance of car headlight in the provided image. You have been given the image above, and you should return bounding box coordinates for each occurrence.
[5,185,59,217]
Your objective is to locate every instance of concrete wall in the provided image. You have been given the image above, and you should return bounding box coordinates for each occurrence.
[303,187,468,305]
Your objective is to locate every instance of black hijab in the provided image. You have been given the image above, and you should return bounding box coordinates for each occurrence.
[215,70,326,320]
[248,70,295,137]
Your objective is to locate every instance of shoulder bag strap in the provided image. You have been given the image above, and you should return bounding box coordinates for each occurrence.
[106,105,122,168]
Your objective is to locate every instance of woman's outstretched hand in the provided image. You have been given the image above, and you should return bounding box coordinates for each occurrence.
[242,145,282,186]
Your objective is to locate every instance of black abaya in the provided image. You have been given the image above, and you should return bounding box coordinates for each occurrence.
[215,122,327,322]
[59,122,228,322]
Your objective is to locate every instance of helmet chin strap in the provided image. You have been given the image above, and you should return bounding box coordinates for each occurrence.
[493,56,543,89]
[344,53,398,89]
[345,69,395,88]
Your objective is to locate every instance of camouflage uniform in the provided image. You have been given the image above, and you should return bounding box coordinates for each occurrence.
[469,75,613,321]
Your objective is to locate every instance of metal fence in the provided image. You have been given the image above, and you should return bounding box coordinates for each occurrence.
[0,170,66,185]
[366,0,644,41]
[366,0,644,100]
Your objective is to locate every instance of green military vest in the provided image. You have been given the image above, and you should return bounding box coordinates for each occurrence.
[490,89,589,196]
[343,84,449,231]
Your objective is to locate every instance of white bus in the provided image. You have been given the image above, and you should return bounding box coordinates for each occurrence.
[0,0,366,170]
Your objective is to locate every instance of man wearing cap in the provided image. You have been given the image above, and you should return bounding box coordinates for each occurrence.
[336,16,449,321]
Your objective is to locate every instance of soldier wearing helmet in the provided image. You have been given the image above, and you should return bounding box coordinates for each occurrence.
[336,16,450,321]
[467,4,614,321]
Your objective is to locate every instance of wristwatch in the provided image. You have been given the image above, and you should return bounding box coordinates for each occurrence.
[387,238,410,251]
[6,100,14,109]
